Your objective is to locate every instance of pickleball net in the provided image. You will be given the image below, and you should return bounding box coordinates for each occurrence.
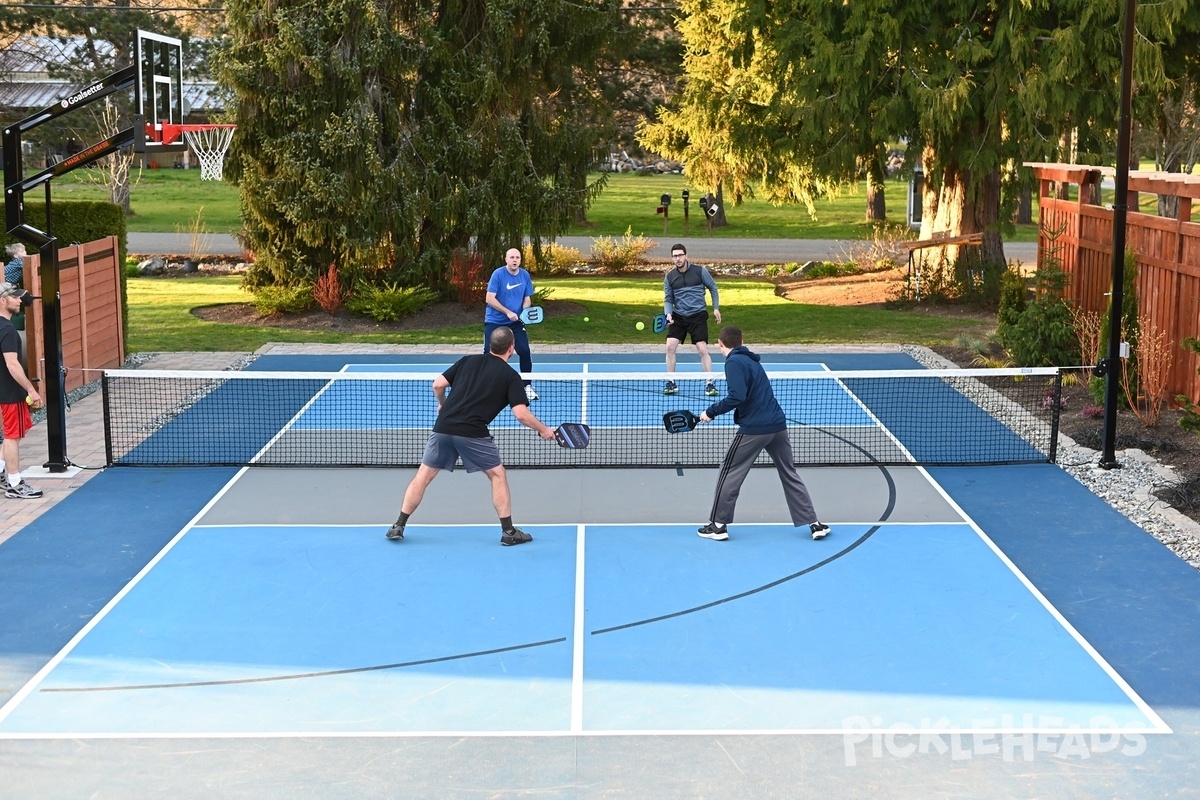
[101,367,1063,468]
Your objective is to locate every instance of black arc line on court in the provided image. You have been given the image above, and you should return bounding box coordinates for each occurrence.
[592,423,900,636]
[42,637,566,693]
[48,412,902,691]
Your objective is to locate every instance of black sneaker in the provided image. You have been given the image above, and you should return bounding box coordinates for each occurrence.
[385,522,406,541]
[663,380,678,395]
[697,522,729,541]
[810,523,830,540]
[501,527,533,546]
[705,381,718,397]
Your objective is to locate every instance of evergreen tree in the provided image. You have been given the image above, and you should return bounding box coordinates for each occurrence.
[643,0,1189,270]
[220,0,618,289]
[1135,3,1200,218]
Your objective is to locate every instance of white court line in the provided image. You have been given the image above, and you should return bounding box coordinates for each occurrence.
[571,524,586,732]
[0,721,1168,740]
[343,363,587,373]
[187,521,971,529]
[581,363,590,425]
[915,466,1173,735]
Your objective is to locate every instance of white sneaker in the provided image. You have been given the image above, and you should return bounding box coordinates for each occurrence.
[524,385,538,401]
[6,481,43,499]
[0,472,9,491]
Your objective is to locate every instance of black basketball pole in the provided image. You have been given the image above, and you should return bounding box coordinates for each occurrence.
[4,62,139,471]
[1099,0,1136,470]
[36,237,70,471]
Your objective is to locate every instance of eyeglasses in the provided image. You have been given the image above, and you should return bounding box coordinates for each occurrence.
[671,253,686,258]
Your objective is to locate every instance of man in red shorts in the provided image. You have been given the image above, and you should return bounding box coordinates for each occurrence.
[0,282,42,499]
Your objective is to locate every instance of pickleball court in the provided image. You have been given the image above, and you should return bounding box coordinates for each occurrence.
[2,347,1198,798]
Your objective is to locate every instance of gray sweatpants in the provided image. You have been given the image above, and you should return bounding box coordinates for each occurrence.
[708,429,818,527]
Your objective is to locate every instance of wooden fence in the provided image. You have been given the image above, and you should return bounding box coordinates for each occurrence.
[1026,162,1200,406]
[21,236,126,393]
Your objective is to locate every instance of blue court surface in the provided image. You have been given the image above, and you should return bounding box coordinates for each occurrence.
[1,350,1199,798]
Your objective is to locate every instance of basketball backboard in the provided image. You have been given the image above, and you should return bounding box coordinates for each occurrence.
[135,30,184,151]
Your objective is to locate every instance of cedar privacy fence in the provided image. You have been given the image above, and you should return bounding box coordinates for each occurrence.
[1025,162,1200,406]
[21,236,126,393]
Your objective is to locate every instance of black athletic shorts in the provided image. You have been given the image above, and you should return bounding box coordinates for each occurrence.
[666,311,709,344]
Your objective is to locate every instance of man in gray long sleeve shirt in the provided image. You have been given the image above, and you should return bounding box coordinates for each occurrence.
[662,243,722,396]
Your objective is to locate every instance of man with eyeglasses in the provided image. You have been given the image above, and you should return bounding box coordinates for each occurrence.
[662,244,721,396]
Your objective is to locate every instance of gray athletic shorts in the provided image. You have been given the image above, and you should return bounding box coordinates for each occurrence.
[421,432,502,473]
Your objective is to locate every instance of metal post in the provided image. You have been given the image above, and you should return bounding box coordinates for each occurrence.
[37,236,70,471]
[1099,0,1136,470]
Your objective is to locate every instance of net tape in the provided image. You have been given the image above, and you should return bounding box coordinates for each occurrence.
[101,367,1063,468]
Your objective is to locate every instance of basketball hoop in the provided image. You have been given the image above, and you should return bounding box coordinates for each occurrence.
[158,124,236,181]
[182,125,236,181]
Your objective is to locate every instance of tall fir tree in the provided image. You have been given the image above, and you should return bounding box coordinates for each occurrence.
[643,0,1188,272]
[220,0,618,289]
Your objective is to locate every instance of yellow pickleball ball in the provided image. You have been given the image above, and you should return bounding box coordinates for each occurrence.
[583,317,589,322]
[635,321,644,330]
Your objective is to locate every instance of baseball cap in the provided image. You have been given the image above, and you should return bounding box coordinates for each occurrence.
[0,283,33,306]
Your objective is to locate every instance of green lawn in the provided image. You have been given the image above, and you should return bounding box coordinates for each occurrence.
[56,168,1049,241]
[50,168,243,234]
[51,160,1186,241]
[85,168,1005,354]
[127,274,995,353]
[572,173,1045,242]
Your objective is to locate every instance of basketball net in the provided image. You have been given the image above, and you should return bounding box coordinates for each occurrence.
[182,126,235,181]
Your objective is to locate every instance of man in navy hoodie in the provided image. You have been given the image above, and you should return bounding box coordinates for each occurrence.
[696,325,830,542]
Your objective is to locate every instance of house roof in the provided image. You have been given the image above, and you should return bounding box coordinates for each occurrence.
[0,35,221,114]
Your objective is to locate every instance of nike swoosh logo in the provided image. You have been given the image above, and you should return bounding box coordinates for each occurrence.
[506,282,522,290]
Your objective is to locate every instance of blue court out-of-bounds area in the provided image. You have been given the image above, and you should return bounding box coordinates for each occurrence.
[0,518,1164,736]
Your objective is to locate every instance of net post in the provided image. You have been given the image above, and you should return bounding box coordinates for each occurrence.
[1048,369,1063,464]
[102,373,115,467]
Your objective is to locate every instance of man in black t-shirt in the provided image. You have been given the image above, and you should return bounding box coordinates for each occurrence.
[0,282,42,499]
[386,326,555,546]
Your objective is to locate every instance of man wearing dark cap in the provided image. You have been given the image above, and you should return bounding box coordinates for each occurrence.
[0,282,42,498]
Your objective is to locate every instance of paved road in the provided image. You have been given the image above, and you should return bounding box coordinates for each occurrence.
[128,232,1038,264]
